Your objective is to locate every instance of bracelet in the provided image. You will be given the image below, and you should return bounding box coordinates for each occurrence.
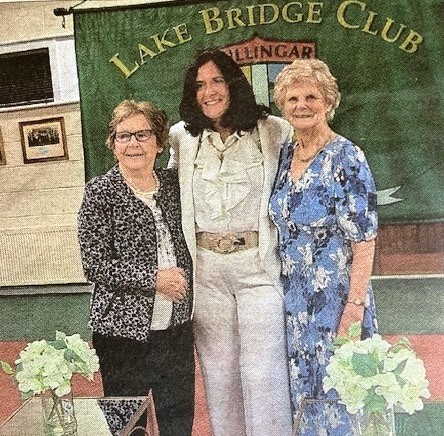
[347,298,365,307]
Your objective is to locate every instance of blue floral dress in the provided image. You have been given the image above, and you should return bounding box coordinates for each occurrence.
[269,135,378,435]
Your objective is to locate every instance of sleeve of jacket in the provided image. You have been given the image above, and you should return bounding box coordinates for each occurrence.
[278,116,294,148]
[167,121,186,169]
[77,179,157,296]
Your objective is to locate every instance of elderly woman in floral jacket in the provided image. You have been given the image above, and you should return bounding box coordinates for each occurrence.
[78,100,194,436]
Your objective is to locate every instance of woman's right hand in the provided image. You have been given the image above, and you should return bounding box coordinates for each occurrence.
[156,267,188,303]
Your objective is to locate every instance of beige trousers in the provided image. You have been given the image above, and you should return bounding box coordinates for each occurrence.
[194,247,292,436]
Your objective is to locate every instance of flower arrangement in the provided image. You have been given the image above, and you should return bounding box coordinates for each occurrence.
[0,331,100,398]
[323,322,430,434]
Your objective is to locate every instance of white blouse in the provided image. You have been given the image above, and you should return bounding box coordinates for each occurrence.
[192,128,264,234]
[132,188,175,330]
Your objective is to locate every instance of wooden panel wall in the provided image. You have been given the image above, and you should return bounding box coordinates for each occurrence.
[374,222,444,275]
[0,102,86,286]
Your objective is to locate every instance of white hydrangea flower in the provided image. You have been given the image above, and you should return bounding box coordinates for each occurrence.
[64,333,100,379]
[399,382,431,414]
[55,380,72,397]
[323,326,430,416]
[3,332,100,399]
[373,373,403,407]
[399,354,428,385]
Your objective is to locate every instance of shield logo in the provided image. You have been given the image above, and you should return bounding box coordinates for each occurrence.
[221,35,316,108]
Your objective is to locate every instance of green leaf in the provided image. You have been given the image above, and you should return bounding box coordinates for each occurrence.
[348,321,362,339]
[351,352,379,377]
[393,359,407,376]
[391,339,412,356]
[0,361,14,375]
[395,374,407,388]
[333,336,349,348]
[21,391,34,400]
[363,388,387,413]
[49,340,67,350]
[64,349,84,363]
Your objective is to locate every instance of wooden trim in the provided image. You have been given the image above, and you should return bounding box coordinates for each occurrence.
[0,126,5,165]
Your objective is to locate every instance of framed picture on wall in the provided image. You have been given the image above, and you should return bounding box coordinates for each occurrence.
[0,126,5,165]
[19,117,68,163]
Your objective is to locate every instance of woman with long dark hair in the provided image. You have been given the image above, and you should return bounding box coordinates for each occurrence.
[169,50,293,436]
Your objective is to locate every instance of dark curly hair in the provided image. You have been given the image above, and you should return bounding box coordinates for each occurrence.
[179,50,270,136]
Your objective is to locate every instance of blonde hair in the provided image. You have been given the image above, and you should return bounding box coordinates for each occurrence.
[106,100,169,150]
[273,59,341,121]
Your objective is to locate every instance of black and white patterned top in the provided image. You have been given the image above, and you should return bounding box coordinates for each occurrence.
[77,165,193,342]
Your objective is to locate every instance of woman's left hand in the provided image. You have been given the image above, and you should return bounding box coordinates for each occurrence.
[156,267,188,303]
[337,303,365,338]
[337,239,375,338]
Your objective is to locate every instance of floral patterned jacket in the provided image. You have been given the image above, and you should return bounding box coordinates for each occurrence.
[77,165,193,342]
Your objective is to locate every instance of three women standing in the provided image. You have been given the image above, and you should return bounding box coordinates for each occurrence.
[270,59,378,434]
[169,50,293,436]
[79,53,378,436]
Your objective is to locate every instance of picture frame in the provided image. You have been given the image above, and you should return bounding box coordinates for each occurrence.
[0,126,5,165]
[19,117,68,163]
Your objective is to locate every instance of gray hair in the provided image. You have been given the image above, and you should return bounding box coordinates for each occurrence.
[273,59,341,121]
[106,100,169,150]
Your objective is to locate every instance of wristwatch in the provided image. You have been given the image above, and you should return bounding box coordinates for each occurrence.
[347,298,365,307]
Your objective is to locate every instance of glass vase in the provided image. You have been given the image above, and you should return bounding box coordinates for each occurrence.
[351,408,396,436]
[41,389,78,436]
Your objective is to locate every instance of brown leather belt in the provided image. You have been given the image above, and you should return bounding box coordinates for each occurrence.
[196,231,259,254]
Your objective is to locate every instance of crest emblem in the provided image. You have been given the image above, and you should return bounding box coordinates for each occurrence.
[221,35,316,107]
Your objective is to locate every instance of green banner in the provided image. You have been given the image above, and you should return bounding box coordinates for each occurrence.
[73,0,444,223]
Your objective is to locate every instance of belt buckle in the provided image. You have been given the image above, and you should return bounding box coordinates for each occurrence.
[216,234,238,253]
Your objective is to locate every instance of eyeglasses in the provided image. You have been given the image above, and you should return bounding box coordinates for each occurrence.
[114,130,154,143]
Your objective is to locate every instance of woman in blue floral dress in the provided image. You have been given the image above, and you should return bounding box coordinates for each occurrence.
[269,59,378,435]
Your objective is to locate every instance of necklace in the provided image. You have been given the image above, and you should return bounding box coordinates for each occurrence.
[123,171,160,195]
[295,132,336,163]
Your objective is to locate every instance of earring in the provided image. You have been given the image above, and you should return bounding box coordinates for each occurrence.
[157,148,164,154]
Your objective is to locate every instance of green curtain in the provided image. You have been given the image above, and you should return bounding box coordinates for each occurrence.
[73,0,444,223]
